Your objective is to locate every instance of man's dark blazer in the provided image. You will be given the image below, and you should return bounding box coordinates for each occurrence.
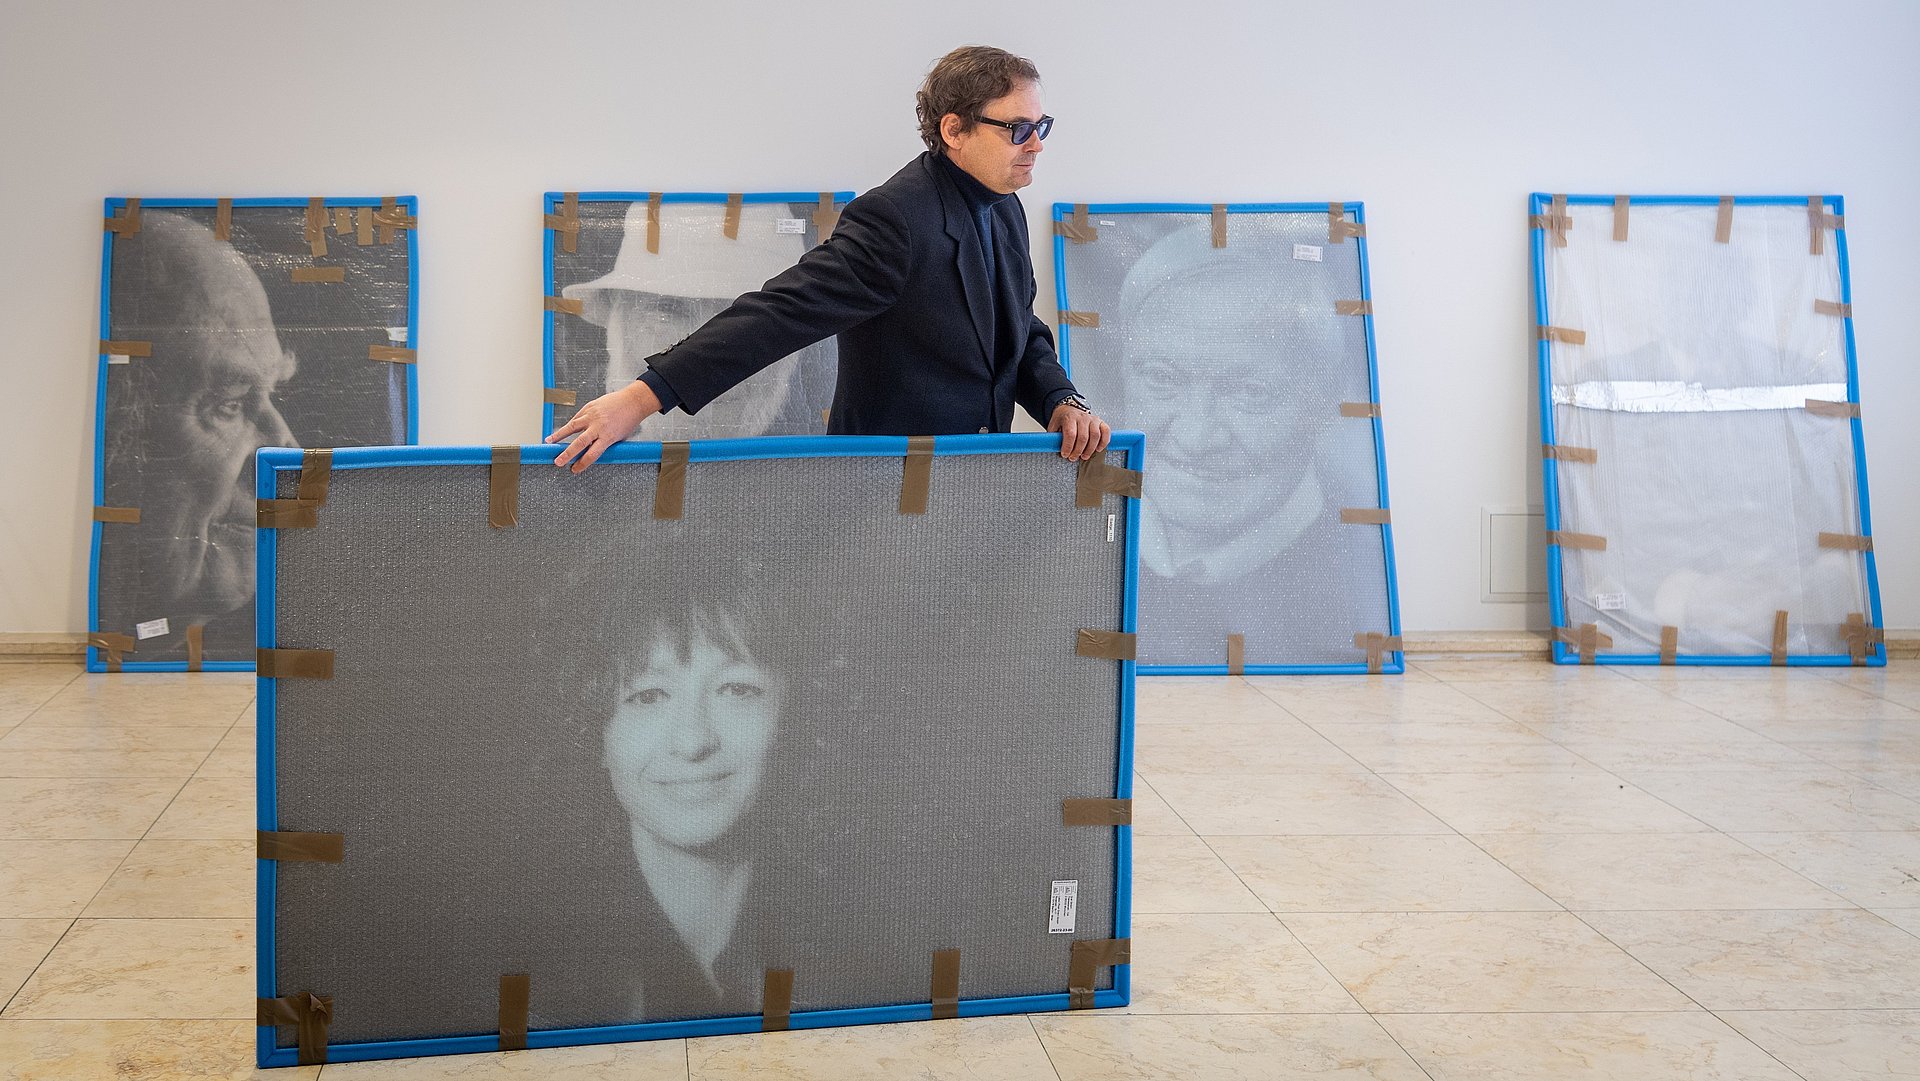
[647,152,1078,436]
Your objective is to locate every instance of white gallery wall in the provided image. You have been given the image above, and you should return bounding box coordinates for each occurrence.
[2,0,1916,637]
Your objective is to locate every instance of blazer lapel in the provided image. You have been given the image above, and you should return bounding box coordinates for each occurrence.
[936,175,995,367]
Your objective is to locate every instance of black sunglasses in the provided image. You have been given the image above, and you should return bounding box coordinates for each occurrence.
[975,114,1053,145]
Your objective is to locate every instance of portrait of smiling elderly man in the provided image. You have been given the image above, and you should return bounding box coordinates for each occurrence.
[93,206,412,667]
[549,45,1112,469]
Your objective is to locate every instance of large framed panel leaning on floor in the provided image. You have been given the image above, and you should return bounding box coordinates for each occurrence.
[1531,193,1885,666]
[541,191,854,440]
[1052,202,1402,675]
[88,196,419,673]
[253,433,1141,1068]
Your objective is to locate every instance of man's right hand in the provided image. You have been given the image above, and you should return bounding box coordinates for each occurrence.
[547,381,662,473]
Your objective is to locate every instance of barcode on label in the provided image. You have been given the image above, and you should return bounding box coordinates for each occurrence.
[1594,593,1626,611]
[775,218,807,234]
[135,617,171,640]
[1293,243,1324,262]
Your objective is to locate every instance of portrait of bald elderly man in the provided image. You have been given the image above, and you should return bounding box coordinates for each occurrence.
[94,206,412,667]
[1067,213,1391,666]
[549,197,840,441]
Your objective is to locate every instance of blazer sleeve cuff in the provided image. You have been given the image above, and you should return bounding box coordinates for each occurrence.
[637,367,683,414]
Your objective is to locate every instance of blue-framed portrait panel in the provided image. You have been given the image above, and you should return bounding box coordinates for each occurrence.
[254,434,1139,1068]
[88,196,419,672]
[541,192,853,440]
[1530,193,1884,666]
[1053,202,1402,674]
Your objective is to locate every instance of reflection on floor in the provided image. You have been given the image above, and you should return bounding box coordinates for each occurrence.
[2,658,1917,1079]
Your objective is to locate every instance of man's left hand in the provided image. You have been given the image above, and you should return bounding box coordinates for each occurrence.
[1049,401,1112,462]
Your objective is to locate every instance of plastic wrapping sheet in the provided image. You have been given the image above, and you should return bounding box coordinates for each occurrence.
[543,193,852,439]
[255,434,1139,1068]
[88,198,417,672]
[1532,194,1884,664]
[1053,203,1400,673]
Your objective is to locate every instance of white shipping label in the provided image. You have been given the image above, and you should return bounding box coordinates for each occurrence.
[135,617,171,640]
[775,218,807,234]
[1106,514,1116,543]
[385,326,409,343]
[1594,592,1626,611]
[1098,219,1118,227]
[1293,243,1324,262]
[107,354,132,365]
[1049,880,1079,934]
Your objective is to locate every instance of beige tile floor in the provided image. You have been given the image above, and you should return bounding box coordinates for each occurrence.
[2,658,1918,1080]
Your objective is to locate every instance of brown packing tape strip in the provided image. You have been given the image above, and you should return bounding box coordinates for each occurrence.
[900,435,934,515]
[1814,299,1852,318]
[545,295,585,315]
[1805,399,1861,418]
[258,994,332,1067]
[930,949,960,1020]
[257,830,344,862]
[1772,610,1789,665]
[257,648,334,679]
[1842,612,1884,665]
[305,198,328,257]
[1068,938,1130,1010]
[186,624,205,672]
[1328,202,1365,243]
[101,339,153,357]
[104,197,142,234]
[297,449,332,506]
[814,192,840,240]
[1808,196,1844,255]
[368,345,417,363]
[654,441,690,520]
[1341,508,1391,525]
[1542,444,1599,463]
[490,446,520,528]
[1074,458,1142,508]
[1715,196,1734,243]
[332,207,353,235]
[1055,203,1098,243]
[1225,632,1245,675]
[723,193,743,239]
[1552,624,1613,663]
[646,193,663,254]
[375,196,414,244]
[1613,195,1630,241]
[291,267,345,284]
[1547,530,1606,551]
[1354,632,1403,674]
[1334,300,1372,316]
[1659,626,1679,665]
[356,207,374,246]
[214,198,233,241]
[1340,401,1381,418]
[1536,325,1586,345]
[93,505,141,523]
[499,974,530,1052]
[762,969,793,1032]
[88,632,135,671]
[1060,310,1100,328]
[543,387,577,406]
[1076,629,1137,660]
[257,499,318,529]
[1531,194,1570,247]
[1211,204,1227,248]
[1062,798,1133,826]
[546,192,580,254]
[1818,532,1872,552]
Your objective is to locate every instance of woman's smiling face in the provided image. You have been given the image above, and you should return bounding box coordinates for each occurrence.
[603,629,783,849]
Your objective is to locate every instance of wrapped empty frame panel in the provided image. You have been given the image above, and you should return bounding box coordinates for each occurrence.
[255,434,1140,1068]
[1052,202,1401,673]
[1531,193,1884,665]
[89,197,418,672]
[543,192,852,439]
